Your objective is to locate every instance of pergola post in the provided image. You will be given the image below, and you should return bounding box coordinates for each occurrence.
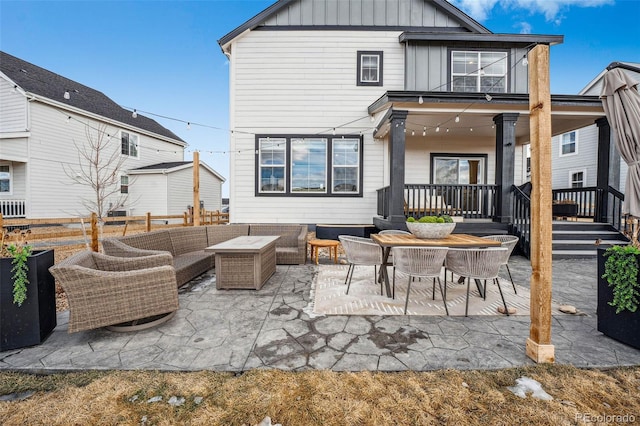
[595,117,612,223]
[526,44,555,363]
[494,113,519,224]
[193,151,201,226]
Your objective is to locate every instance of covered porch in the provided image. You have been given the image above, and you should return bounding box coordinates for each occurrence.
[369,92,619,236]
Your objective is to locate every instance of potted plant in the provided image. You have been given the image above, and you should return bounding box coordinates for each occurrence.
[597,243,640,349]
[406,214,456,239]
[1,228,57,352]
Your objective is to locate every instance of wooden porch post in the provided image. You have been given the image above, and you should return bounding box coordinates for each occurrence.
[193,151,200,227]
[526,44,555,363]
[388,110,408,225]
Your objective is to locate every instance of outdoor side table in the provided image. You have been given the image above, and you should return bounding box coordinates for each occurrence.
[308,239,340,265]
[206,235,279,290]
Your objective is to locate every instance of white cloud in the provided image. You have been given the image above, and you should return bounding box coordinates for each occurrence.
[449,0,614,23]
[517,21,532,34]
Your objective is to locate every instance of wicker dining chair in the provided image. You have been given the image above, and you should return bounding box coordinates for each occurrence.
[392,246,449,315]
[445,247,509,317]
[484,235,519,294]
[338,235,384,295]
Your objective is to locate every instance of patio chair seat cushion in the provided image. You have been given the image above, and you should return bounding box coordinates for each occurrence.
[173,251,214,286]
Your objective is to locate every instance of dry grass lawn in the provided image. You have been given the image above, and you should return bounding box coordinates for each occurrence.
[1,365,639,425]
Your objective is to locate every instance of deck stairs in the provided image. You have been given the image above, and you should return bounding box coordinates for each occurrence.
[551,221,629,259]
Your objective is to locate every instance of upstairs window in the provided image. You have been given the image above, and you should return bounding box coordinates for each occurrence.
[357,51,383,86]
[451,51,508,93]
[560,131,577,156]
[571,170,585,188]
[0,163,11,194]
[121,131,139,158]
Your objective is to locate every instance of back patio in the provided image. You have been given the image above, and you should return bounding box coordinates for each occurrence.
[2,256,639,372]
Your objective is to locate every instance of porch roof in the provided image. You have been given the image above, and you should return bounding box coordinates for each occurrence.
[369,91,605,142]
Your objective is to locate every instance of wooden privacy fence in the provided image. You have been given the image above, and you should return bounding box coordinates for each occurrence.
[0,210,229,253]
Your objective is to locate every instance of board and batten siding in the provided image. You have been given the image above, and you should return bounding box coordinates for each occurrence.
[262,0,465,28]
[405,44,529,93]
[25,102,184,218]
[0,78,28,134]
[229,30,403,224]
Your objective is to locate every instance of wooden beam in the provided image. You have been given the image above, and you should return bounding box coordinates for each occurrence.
[193,151,201,227]
[527,44,555,363]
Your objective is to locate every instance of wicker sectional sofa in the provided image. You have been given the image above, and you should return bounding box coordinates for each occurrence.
[102,224,308,287]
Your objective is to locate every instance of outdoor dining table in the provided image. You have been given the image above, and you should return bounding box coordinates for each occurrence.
[370,233,502,298]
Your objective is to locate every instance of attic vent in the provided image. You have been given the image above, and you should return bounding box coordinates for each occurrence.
[20,69,28,73]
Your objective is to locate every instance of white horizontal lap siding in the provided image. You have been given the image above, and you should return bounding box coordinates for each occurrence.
[229,30,400,224]
[198,168,223,212]
[129,174,168,216]
[0,138,28,161]
[551,127,596,189]
[167,168,194,216]
[0,79,28,133]
[404,137,497,184]
[25,102,184,218]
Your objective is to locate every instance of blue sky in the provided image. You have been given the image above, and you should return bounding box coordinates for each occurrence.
[1,0,638,197]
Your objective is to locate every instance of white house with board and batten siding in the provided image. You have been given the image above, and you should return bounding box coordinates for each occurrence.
[0,51,224,219]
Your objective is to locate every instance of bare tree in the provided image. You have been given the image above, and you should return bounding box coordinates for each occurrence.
[63,124,130,221]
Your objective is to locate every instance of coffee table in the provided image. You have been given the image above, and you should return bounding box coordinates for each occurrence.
[206,235,279,290]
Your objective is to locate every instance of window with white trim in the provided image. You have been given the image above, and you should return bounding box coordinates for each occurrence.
[357,51,383,86]
[451,51,508,93]
[0,163,11,194]
[570,170,585,188]
[121,131,139,158]
[120,175,129,194]
[256,136,363,196]
[560,131,577,156]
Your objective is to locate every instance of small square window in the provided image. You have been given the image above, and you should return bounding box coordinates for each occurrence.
[571,171,584,188]
[357,51,383,86]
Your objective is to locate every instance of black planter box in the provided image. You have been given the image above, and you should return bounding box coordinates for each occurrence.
[597,247,640,350]
[1,249,57,352]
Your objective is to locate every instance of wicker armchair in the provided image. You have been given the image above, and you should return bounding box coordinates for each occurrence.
[338,235,384,295]
[49,250,179,333]
[445,247,509,317]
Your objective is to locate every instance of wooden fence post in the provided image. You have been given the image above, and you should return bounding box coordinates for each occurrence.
[91,212,99,252]
[146,212,151,232]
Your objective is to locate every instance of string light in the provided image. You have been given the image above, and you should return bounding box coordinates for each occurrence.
[522,56,529,66]
[187,122,191,130]
[63,90,70,100]
[132,109,137,118]
[418,96,424,104]
[455,115,460,123]
[435,125,440,132]
[422,127,426,137]
[485,94,493,101]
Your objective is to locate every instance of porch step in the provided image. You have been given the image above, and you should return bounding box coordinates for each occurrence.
[552,221,628,259]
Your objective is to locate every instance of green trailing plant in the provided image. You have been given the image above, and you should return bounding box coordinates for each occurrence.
[602,244,640,314]
[1,228,33,307]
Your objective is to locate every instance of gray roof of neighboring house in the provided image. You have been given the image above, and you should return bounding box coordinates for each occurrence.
[579,61,640,96]
[217,0,491,50]
[129,161,226,182]
[0,51,185,144]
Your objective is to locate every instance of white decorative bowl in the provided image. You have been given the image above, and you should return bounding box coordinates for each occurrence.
[406,222,456,239]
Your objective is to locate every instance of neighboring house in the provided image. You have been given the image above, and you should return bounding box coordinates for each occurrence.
[0,51,224,219]
[551,62,639,193]
[128,161,225,217]
[218,0,607,227]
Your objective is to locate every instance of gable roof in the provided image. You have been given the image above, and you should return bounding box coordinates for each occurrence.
[129,161,226,182]
[218,0,490,51]
[0,51,185,145]
[579,61,640,96]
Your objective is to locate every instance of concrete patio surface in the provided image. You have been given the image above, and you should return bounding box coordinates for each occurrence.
[1,256,639,372]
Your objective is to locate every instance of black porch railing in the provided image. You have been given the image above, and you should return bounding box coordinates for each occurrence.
[511,184,531,257]
[376,184,497,219]
[551,186,627,233]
